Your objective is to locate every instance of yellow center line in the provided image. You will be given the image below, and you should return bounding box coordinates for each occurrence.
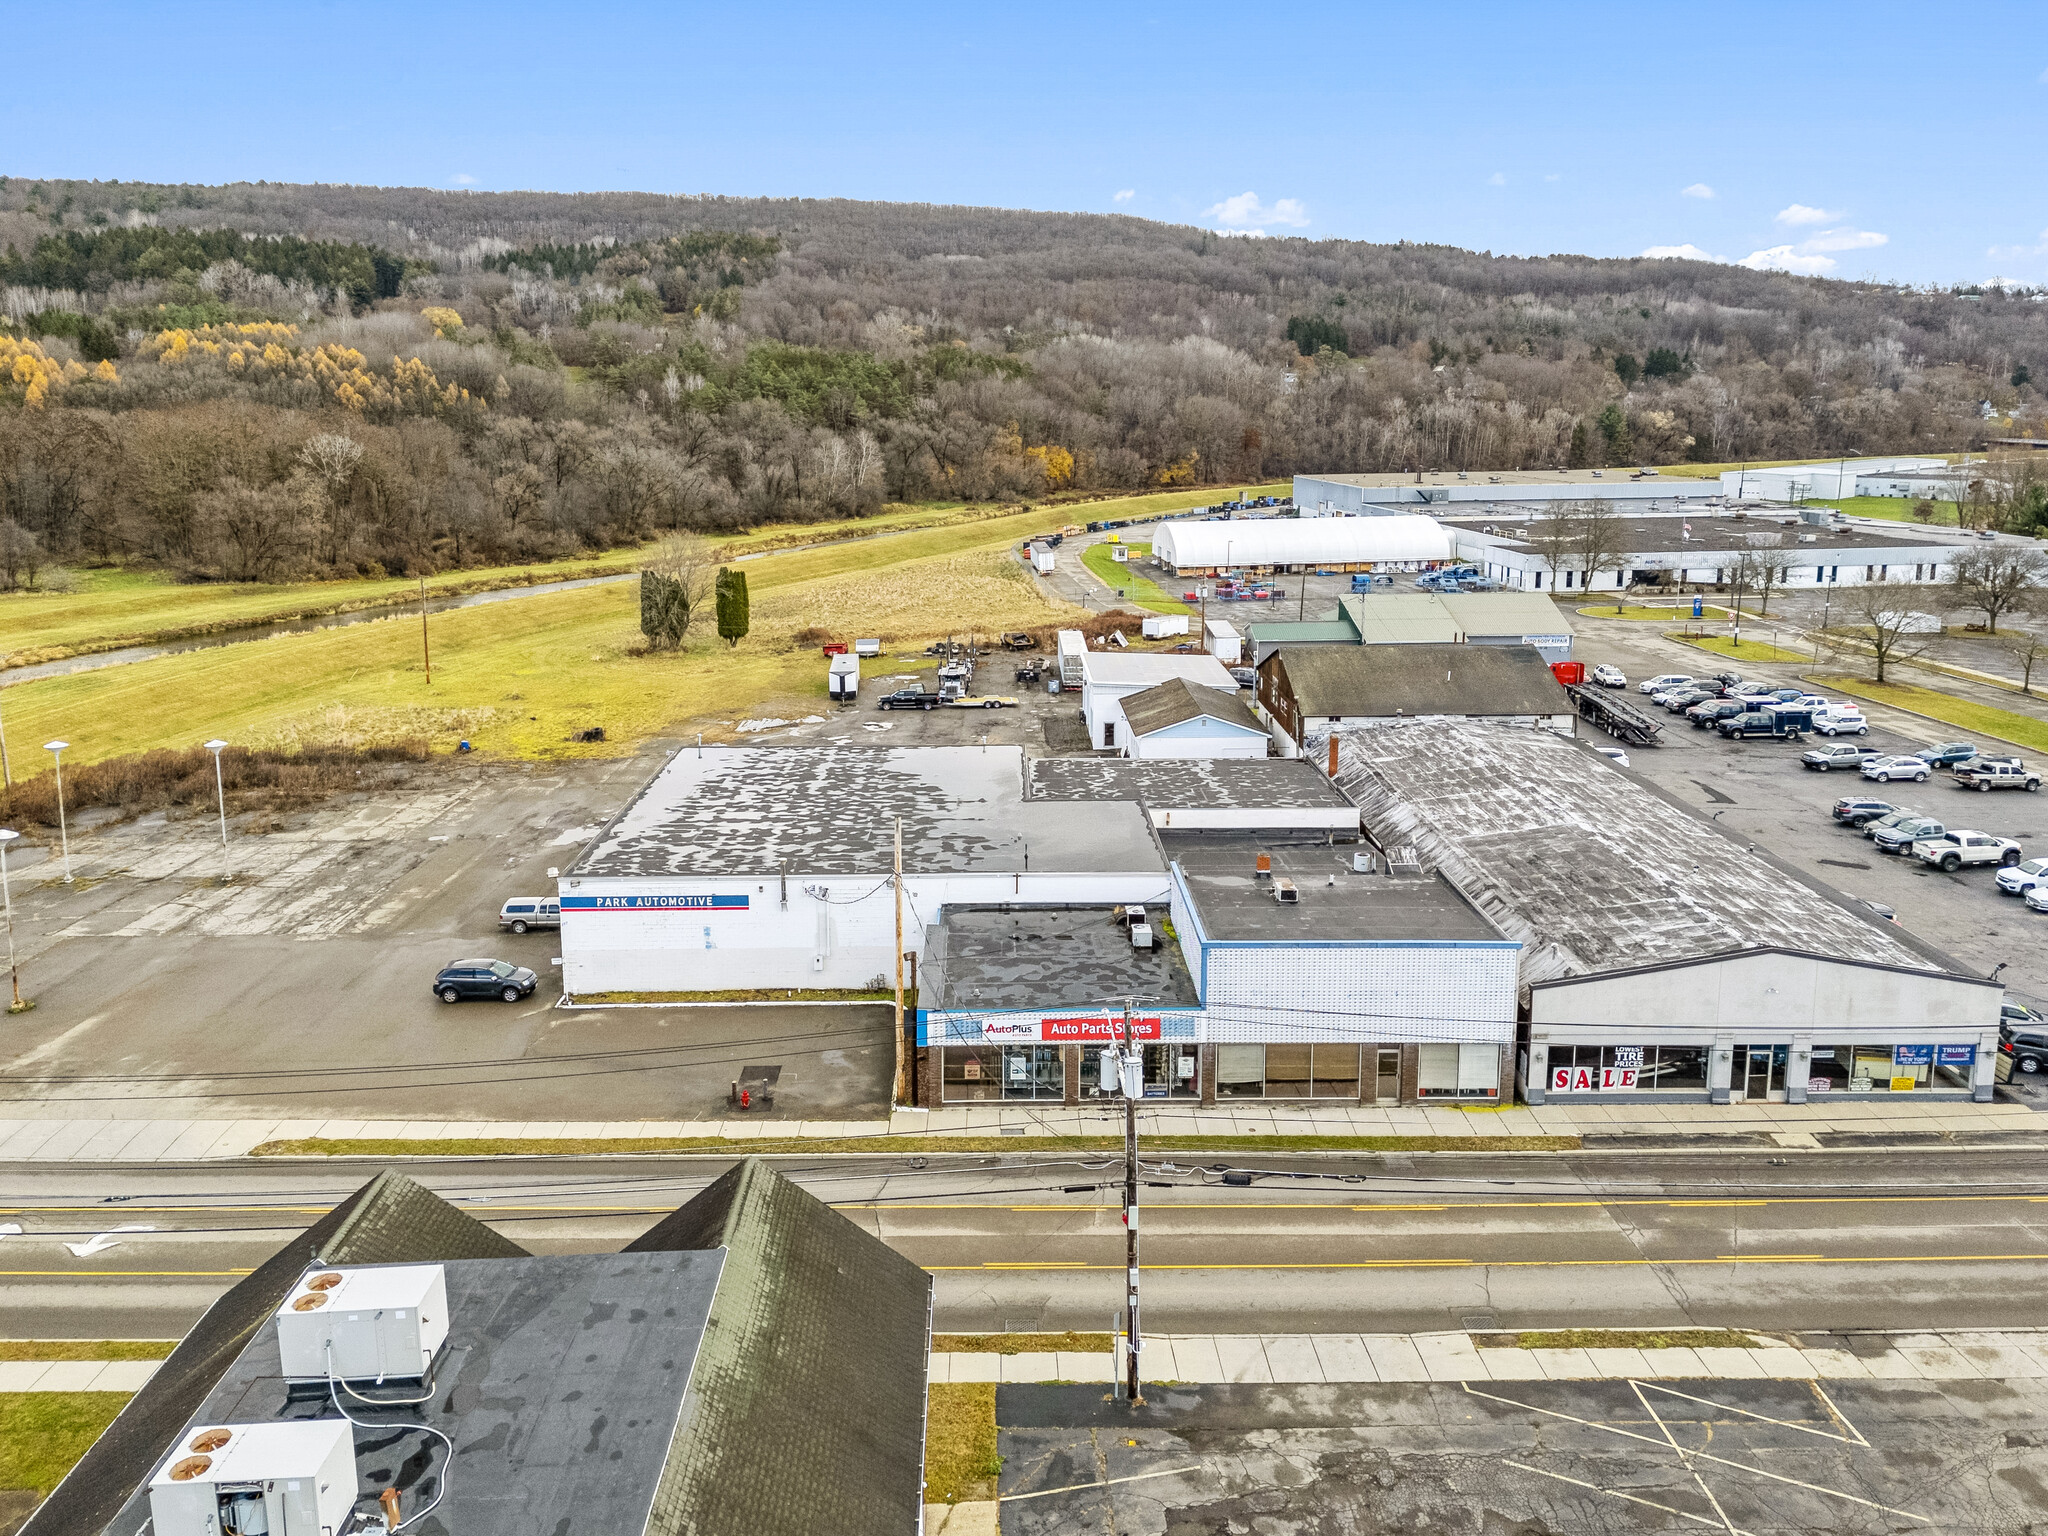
[924,1252,2048,1272]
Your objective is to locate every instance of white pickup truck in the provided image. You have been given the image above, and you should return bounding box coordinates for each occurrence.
[1913,830,2023,872]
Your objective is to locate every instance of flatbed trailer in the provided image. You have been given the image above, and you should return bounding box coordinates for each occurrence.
[1567,684,1664,747]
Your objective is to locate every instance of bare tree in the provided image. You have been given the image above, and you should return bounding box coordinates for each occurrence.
[1947,544,2048,634]
[1840,578,1942,684]
[1571,500,1631,610]
[2002,626,2048,696]
[1748,546,1797,616]
[638,530,716,649]
[1523,514,1579,597]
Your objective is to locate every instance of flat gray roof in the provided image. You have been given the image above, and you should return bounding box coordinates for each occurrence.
[573,746,1164,878]
[1029,758,1353,811]
[1330,721,1946,982]
[926,904,1201,1012]
[106,1251,721,1536]
[1447,514,1973,557]
[1168,833,1505,945]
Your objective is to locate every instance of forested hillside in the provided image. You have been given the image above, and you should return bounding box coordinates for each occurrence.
[1,176,2043,586]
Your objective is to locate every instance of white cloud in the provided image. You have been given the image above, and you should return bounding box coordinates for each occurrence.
[1738,244,1837,275]
[1487,171,1507,186]
[1799,227,1887,253]
[1681,183,1715,200]
[1113,189,1135,203]
[1986,228,2048,260]
[1774,203,1837,226]
[1543,173,1561,182]
[1204,192,1309,229]
[1642,243,1721,261]
[450,173,479,187]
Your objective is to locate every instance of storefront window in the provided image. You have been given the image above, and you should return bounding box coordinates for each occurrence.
[1809,1043,1962,1094]
[1545,1045,1706,1094]
[1419,1043,1500,1099]
[1209,1044,1361,1099]
[1142,1043,1200,1099]
[942,1044,1062,1102]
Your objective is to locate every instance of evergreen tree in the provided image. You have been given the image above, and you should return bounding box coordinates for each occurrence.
[715,566,750,648]
[1596,403,1634,464]
[639,569,687,649]
[1613,353,1640,385]
[1566,420,1590,469]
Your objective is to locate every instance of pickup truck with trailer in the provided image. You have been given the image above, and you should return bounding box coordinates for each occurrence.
[1954,758,2041,793]
[1912,830,2023,871]
[947,695,1019,709]
[877,688,942,711]
[1715,707,1812,741]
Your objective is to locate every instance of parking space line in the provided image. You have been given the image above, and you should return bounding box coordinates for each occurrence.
[1502,1460,1755,1534]
[1000,1464,1202,1503]
[1640,1381,1866,1446]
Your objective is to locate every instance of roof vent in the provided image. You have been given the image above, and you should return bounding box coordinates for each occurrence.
[276,1263,448,1385]
[1273,877,1299,904]
[150,1421,356,1536]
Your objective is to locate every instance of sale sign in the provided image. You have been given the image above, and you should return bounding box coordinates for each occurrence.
[1550,1064,1638,1093]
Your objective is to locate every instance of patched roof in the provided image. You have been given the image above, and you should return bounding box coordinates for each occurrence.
[1328,719,1948,983]
[1118,678,1265,738]
[1269,644,1568,720]
[924,904,1201,1012]
[1028,758,1352,811]
[628,1159,933,1536]
[1336,594,1460,645]
[33,1171,527,1536]
[569,745,1163,878]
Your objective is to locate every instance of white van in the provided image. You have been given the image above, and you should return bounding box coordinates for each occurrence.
[498,898,561,933]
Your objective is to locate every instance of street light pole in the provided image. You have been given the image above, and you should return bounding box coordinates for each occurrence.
[204,739,230,883]
[42,741,70,883]
[0,827,20,1011]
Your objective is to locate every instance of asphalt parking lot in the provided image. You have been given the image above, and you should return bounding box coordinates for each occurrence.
[1568,613,2048,1010]
[997,1375,2048,1533]
[0,750,893,1122]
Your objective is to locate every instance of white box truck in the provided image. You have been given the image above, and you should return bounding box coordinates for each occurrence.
[1033,548,1056,574]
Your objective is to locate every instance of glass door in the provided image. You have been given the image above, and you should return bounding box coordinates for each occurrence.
[1739,1045,1783,1102]
[1375,1048,1402,1104]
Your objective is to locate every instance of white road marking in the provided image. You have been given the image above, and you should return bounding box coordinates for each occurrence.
[1000,1465,1203,1503]
[1641,1380,1868,1447]
[0,1224,20,1241]
[1462,1382,1933,1523]
[65,1224,156,1258]
[1503,1462,1756,1534]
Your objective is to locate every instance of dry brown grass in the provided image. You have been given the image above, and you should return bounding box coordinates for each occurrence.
[756,549,1084,647]
[0,742,433,830]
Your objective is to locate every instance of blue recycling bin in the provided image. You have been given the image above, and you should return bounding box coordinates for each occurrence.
[1692,597,1703,619]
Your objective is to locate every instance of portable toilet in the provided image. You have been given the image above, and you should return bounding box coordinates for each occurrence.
[828,652,859,703]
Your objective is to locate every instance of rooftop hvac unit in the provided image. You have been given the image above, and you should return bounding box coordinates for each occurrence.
[149,1421,356,1536]
[1352,852,1375,874]
[1273,877,1299,904]
[276,1264,448,1386]
[1130,922,1154,949]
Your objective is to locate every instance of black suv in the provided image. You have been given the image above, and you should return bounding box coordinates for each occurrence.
[1688,699,1744,729]
[1831,797,1894,826]
[434,958,539,1004]
[2003,1026,2048,1076]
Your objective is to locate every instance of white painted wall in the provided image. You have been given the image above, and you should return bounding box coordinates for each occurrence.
[1127,716,1268,761]
[561,869,1174,993]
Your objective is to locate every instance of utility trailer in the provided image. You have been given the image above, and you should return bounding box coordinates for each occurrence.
[1567,684,1664,747]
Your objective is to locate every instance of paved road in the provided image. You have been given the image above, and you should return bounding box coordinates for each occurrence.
[11,1148,2048,1338]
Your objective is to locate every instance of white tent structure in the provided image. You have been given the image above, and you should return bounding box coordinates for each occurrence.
[1154,515,1455,573]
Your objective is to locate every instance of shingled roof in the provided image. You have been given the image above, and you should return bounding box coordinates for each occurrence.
[1269,643,1567,719]
[1118,677,1265,738]
[26,1171,525,1536]
[629,1159,933,1536]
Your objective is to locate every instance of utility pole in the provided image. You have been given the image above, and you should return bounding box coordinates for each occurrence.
[1118,996,1144,1405]
[892,817,906,1107]
[418,575,432,686]
[0,687,10,787]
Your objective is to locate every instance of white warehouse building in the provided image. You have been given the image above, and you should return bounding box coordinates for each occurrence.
[1152,515,1454,574]
[558,746,1170,994]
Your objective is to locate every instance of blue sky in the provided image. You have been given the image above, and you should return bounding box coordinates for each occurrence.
[13,1,2048,286]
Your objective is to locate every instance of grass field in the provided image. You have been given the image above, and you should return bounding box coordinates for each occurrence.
[1077,541,1192,614]
[0,483,1282,669]
[1675,636,1815,664]
[1808,673,2048,753]
[0,1393,132,1496]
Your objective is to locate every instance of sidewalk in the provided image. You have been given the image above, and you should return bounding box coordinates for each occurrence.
[18,1328,2042,1394]
[931,1327,2048,1386]
[0,1096,2039,1160]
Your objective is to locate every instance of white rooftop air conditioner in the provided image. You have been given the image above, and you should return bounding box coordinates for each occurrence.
[1130,923,1154,950]
[276,1264,448,1385]
[1273,878,1299,904]
[149,1421,356,1536]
